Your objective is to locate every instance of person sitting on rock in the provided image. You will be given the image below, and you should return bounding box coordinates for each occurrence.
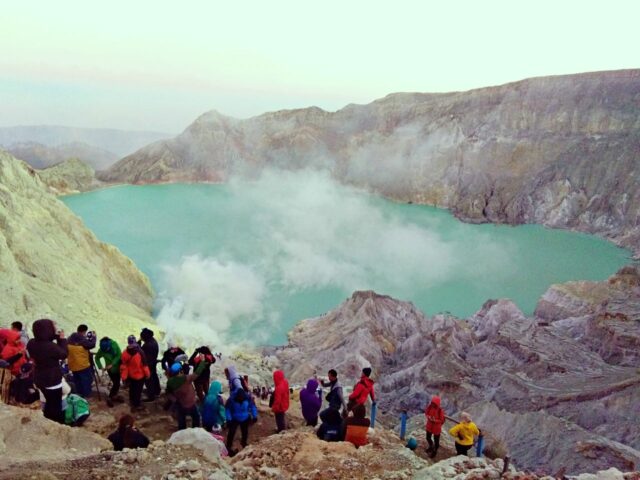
[202,380,226,432]
[347,367,376,413]
[95,336,122,406]
[166,361,205,430]
[225,384,257,456]
[425,394,445,458]
[120,335,150,410]
[271,369,290,433]
[449,412,480,456]
[344,403,370,448]
[108,414,150,451]
[0,328,27,377]
[300,377,322,427]
[317,407,344,442]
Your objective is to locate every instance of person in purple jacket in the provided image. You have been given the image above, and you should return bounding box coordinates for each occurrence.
[299,378,322,427]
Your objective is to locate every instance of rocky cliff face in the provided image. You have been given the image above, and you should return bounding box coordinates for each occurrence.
[37,157,100,194]
[0,150,154,340]
[272,267,640,474]
[100,70,640,253]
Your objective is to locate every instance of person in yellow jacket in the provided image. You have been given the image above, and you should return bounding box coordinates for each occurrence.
[448,412,480,456]
[67,324,96,398]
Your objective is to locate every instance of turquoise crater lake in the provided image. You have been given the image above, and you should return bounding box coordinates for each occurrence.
[62,172,631,345]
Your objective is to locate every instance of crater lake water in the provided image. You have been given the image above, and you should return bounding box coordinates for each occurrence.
[62,172,632,345]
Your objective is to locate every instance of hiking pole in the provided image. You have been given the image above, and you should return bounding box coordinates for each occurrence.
[400,410,408,440]
[89,353,102,401]
[370,402,377,428]
[476,433,484,457]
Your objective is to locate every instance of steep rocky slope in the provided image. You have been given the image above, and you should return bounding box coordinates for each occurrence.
[0,150,154,339]
[272,267,640,474]
[37,157,100,194]
[101,69,640,253]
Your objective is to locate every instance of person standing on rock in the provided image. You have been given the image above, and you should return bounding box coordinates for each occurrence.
[225,383,258,456]
[108,413,150,451]
[271,369,289,433]
[67,324,97,398]
[299,378,322,426]
[188,345,215,402]
[26,319,68,423]
[139,328,160,402]
[425,395,445,458]
[320,369,347,418]
[224,365,243,394]
[449,412,480,456]
[161,342,186,373]
[202,380,226,431]
[347,367,376,413]
[120,335,150,410]
[166,361,206,429]
[95,336,122,406]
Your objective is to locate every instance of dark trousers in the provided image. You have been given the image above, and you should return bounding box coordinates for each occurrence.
[72,367,93,398]
[275,412,286,432]
[426,432,440,452]
[226,419,249,450]
[455,442,472,456]
[176,403,201,430]
[42,386,64,424]
[145,367,161,398]
[306,417,318,427]
[129,378,145,407]
[107,369,121,398]
[194,377,209,403]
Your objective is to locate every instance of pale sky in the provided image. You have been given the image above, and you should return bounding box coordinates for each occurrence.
[2,0,638,132]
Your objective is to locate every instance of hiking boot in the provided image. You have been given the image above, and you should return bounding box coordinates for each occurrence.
[106,398,114,408]
[143,396,157,403]
[113,395,125,403]
[430,450,437,459]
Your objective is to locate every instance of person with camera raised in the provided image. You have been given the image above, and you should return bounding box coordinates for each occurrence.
[67,324,96,398]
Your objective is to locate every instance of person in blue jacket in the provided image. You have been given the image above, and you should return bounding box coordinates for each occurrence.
[225,387,257,456]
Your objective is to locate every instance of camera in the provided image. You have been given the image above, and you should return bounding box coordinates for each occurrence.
[86,330,96,340]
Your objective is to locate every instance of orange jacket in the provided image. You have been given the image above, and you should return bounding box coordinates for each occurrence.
[120,347,150,381]
[271,370,290,413]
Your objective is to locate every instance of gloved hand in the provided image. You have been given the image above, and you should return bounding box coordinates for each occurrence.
[251,417,258,424]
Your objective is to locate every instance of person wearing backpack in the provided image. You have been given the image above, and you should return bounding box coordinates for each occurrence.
[347,367,376,412]
[201,380,226,431]
[271,370,289,433]
[166,361,206,429]
[344,403,370,448]
[425,395,445,458]
[108,414,150,451]
[120,335,150,410]
[225,386,257,456]
[95,337,122,405]
[26,319,68,423]
[67,324,97,398]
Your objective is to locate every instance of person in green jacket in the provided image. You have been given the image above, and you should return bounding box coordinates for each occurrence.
[95,337,122,406]
[201,380,226,431]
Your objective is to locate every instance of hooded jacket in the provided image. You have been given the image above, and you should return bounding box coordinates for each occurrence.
[271,370,290,414]
[425,396,445,435]
[26,319,68,388]
[0,329,27,375]
[67,332,96,372]
[226,365,243,394]
[299,378,321,423]
[449,421,480,446]
[202,381,226,428]
[139,329,159,365]
[120,346,150,381]
[349,375,375,406]
[95,339,122,375]
[161,346,185,371]
[225,388,258,423]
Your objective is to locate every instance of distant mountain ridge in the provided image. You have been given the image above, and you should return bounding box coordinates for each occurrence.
[6,141,118,170]
[99,69,640,254]
[0,125,173,157]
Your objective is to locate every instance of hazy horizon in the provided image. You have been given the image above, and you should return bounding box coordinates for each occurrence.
[3,0,639,132]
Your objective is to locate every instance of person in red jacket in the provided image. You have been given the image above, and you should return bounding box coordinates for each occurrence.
[271,370,289,433]
[425,394,445,458]
[120,335,150,410]
[0,329,27,376]
[348,367,375,412]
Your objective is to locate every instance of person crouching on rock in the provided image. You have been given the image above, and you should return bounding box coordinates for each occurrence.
[271,369,290,433]
[95,336,122,406]
[26,319,68,424]
[344,403,371,448]
[425,394,445,458]
[300,377,322,427]
[108,413,150,451]
[317,407,344,442]
[166,361,206,429]
[120,335,150,411]
[225,384,258,456]
[449,412,480,456]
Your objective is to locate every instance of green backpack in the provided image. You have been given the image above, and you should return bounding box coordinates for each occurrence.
[64,393,90,426]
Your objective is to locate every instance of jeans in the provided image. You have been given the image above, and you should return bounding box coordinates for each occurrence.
[226,419,249,450]
[42,386,64,424]
[128,378,145,407]
[72,367,93,398]
[176,404,201,430]
[275,412,286,432]
[107,369,121,398]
